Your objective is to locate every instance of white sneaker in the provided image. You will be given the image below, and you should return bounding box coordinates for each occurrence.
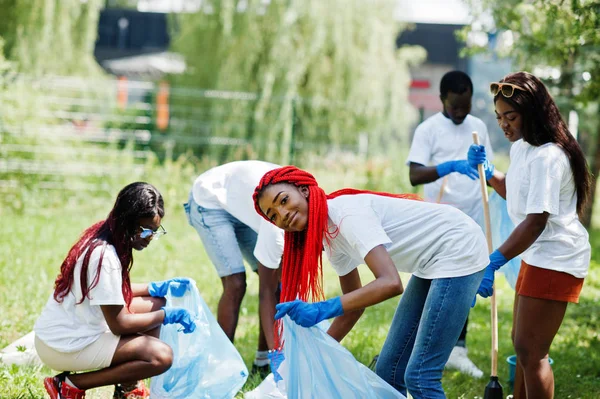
[445,346,484,378]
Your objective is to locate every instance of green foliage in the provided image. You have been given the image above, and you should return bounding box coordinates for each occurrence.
[169,0,425,163]
[0,0,104,76]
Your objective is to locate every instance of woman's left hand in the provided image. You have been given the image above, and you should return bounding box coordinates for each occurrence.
[275,297,344,327]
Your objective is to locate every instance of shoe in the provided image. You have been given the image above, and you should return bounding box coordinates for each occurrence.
[113,381,150,399]
[43,372,86,399]
[445,346,484,378]
[250,364,271,379]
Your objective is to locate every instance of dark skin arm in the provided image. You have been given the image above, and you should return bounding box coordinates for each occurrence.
[100,282,165,336]
[326,268,364,342]
[498,212,549,260]
[409,162,442,186]
[487,169,507,199]
[328,245,404,342]
[258,263,280,350]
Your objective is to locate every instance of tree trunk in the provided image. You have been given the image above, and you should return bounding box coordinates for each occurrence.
[581,113,600,228]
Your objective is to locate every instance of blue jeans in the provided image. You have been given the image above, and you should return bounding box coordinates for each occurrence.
[184,195,258,277]
[375,269,485,398]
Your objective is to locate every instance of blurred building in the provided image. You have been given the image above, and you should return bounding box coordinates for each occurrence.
[95,7,182,81]
[395,0,513,152]
[397,23,467,122]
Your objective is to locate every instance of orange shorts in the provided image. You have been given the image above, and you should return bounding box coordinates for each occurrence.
[515,260,584,303]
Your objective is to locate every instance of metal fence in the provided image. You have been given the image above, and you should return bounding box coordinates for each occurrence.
[0,74,368,193]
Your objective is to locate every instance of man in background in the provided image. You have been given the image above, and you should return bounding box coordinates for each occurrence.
[406,70,495,378]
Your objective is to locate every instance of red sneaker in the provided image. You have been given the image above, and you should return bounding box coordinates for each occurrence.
[113,381,150,399]
[43,373,86,399]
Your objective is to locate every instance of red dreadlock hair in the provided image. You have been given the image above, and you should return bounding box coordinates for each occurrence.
[253,166,420,345]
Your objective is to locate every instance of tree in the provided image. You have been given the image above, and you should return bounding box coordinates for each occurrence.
[0,0,104,76]
[168,0,425,163]
[461,0,600,226]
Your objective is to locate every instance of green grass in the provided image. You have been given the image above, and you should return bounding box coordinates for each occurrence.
[1,163,600,398]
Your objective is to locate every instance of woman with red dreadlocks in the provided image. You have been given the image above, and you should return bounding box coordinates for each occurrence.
[253,166,489,398]
[34,182,196,399]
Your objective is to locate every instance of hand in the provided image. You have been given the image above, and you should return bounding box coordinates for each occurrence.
[467,145,495,180]
[477,265,496,298]
[274,297,344,328]
[268,349,285,383]
[162,306,196,333]
[436,160,479,180]
[148,277,191,298]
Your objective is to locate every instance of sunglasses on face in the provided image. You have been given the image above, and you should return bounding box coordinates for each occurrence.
[490,82,526,98]
[139,225,167,240]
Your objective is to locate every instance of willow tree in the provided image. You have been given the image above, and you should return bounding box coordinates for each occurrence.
[170,0,424,163]
[0,0,104,76]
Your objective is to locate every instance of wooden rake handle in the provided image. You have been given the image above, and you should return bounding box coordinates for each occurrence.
[472,132,499,377]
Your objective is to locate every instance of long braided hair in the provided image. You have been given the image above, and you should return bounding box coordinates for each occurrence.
[53,182,164,307]
[253,166,420,343]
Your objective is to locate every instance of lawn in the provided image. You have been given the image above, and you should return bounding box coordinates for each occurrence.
[1,168,599,398]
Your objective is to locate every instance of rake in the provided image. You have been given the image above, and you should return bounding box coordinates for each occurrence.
[472,132,504,399]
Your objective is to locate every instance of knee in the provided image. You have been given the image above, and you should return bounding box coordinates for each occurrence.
[223,274,247,300]
[404,366,420,394]
[514,340,545,369]
[150,342,173,374]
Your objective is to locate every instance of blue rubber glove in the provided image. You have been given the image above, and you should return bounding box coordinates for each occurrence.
[162,306,196,333]
[467,144,495,180]
[436,160,479,180]
[477,265,496,298]
[148,277,191,298]
[274,297,344,328]
[488,249,509,271]
[268,349,285,383]
[475,250,509,299]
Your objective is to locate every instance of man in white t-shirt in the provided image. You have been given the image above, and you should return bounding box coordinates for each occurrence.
[184,160,284,377]
[405,70,494,378]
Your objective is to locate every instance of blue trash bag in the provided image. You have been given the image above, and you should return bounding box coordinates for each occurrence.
[489,191,521,289]
[150,279,248,399]
[281,316,406,399]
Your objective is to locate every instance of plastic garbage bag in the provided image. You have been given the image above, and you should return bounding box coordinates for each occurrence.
[150,279,248,399]
[280,316,405,399]
[489,191,521,289]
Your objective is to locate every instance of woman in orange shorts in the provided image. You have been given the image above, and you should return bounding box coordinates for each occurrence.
[467,71,591,398]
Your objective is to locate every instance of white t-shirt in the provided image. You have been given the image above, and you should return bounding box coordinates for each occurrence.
[192,160,284,269]
[324,194,489,279]
[34,244,125,352]
[406,112,494,227]
[506,139,590,277]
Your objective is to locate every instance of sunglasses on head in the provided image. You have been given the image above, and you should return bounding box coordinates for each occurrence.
[490,82,526,98]
[139,225,167,239]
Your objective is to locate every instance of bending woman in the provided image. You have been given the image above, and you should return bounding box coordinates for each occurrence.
[468,71,592,399]
[253,166,489,398]
[34,182,196,399]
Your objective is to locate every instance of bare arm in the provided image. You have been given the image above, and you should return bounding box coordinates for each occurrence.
[258,263,280,349]
[326,269,365,342]
[101,304,164,336]
[498,212,549,260]
[487,169,507,199]
[409,162,441,186]
[338,245,403,314]
[131,283,150,297]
